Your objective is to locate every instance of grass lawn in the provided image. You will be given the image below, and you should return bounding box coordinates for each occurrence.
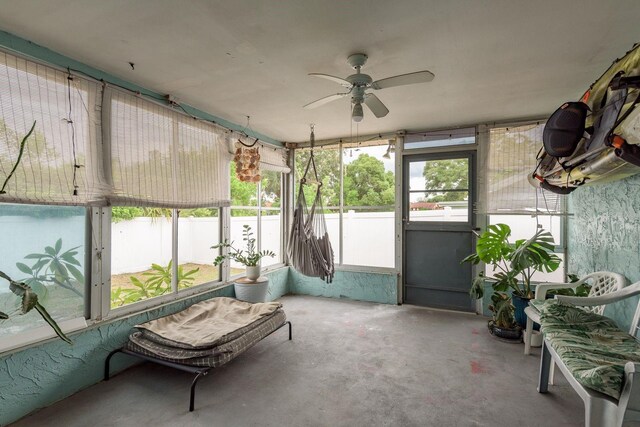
[110,263,245,307]
[111,263,222,289]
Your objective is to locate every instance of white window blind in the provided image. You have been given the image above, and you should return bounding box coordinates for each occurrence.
[259,142,290,173]
[485,123,562,214]
[0,51,102,205]
[104,87,230,208]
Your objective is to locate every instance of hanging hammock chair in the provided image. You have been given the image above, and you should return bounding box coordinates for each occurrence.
[287,128,335,283]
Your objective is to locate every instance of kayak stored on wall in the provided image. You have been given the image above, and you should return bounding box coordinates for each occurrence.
[530,43,640,194]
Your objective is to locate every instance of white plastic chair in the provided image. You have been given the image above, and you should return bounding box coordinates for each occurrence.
[538,281,640,427]
[525,271,628,356]
[524,271,628,384]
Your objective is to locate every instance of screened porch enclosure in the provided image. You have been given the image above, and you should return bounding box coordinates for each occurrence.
[0,42,570,346]
[3,3,638,424]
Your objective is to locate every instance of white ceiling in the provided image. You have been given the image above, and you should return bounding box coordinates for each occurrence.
[0,0,639,143]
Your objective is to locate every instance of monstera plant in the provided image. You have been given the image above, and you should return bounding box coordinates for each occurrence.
[463,224,561,299]
[462,223,561,338]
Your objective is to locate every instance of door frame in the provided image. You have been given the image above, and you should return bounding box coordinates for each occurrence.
[401,149,478,306]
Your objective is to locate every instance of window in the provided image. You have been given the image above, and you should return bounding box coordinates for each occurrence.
[483,123,567,282]
[408,157,470,223]
[295,141,396,269]
[294,145,342,263]
[260,170,282,267]
[487,214,565,282]
[110,207,221,308]
[178,208,220,287]
[404,128,475,150]
[0,48,290,347]
[0,204,86,338]
[230,163,284,274]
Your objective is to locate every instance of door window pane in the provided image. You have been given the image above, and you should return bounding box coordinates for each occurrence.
[178,208,220,288]
[0,204,85,338]
[408,158,470,223]
[409,192,469,222]
[410,159,469,191]
[111,207,173,308]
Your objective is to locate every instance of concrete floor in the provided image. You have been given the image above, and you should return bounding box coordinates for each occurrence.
[13,295,583,427]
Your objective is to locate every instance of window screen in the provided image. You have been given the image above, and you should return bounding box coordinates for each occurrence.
[486,123,562,214]
[0,51,102,205]
[105,88,230,208]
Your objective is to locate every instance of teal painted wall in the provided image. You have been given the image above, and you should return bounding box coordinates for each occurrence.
[567,174,640,332]
[288,268,397,305]
[264,266,289,301]
[0,269,289,426]
[0,30,280,147]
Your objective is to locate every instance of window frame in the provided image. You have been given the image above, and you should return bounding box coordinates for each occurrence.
[102,207,225,319]
[0,205,90,353]
[228,169,286,281]
[292,141,398,273]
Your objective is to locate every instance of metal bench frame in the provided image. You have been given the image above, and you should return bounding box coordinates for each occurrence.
[105,320,292,412]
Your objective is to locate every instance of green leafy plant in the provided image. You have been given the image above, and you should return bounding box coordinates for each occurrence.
[489,292,515,329]
[212,225,275,267]
[546,273,591,297]
[111,261,200,307]
[462,224,561,330]
[0,271,71,344]
[463,224,561,300]
[17,238,84,297]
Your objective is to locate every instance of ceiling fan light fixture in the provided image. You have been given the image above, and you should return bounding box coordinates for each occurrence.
[352,103,364,122]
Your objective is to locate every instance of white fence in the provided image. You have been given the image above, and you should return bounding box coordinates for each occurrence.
[111,215,283,274]
[2,208,563,280]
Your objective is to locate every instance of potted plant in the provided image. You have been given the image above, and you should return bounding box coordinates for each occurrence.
[462,223,561,339]
[212,225,275,302]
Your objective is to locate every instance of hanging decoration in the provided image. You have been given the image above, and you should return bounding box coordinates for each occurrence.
[234,115,261,182]
[234,143,261,182]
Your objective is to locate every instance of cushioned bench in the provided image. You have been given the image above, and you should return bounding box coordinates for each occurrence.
[536,282,640,427]
[104,297,292,411]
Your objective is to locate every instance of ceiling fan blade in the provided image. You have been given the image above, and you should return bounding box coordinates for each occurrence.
[303,93,349,109]
[371,70,435,90]
[309,73,352,88]
[364,93,389,118]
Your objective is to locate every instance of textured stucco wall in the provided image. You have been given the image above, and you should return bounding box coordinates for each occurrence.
[288,268,397,305]
[567,173,640,332]
[0,269,289,426]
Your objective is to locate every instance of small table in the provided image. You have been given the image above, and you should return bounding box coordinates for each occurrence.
[234,276,269,303]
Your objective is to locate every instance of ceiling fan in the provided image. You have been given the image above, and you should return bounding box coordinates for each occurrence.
[303,53,435,122]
